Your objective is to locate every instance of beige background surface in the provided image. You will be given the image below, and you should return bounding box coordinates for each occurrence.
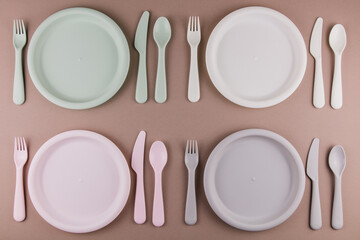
[0,0,359,239]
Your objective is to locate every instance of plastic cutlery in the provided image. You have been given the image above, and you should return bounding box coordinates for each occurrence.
[306,138,322,230]
[310,18,325,109]
[134,11,150,104]
[13,137,28,221]
[329,24,347,109]
[131,131,146,224]
[153,17,171,103]
[329,145,346,230]
[187,16,201,103]
[149,141,167,227]
[13,20,27,105]
[185,140,199,225]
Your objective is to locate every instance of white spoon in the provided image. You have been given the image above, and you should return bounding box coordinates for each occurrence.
[329,24,347,109]
[149,141,167,227]
[329,145,346,230]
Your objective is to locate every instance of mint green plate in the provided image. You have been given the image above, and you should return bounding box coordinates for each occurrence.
[28,8,130,109]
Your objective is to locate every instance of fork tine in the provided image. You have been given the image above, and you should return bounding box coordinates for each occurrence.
[186,140,189,154]
[21,20,25,34]
[195,140,198,154]
[187,16,191,32]
[191,16,194,32]
[13,20,16,34]
[20,137,23,150]
[14,137,17,151]
[197,17,200,32]
[192,140,195,154]
[22,137,27,151]
[16,137,19,150]
[16,20,19,34]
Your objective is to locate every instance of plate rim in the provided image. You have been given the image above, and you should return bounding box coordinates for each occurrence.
[203,128,305,231]
[27,7,130,109]
[27,130,131,233]
[205,6,307,108]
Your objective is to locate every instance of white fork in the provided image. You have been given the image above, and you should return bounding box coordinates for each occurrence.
[185,140,199,225]
[13,137,28,222]
[13,19,27,105]
[187,16,201,103]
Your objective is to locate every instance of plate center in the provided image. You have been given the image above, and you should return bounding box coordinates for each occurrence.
[215,136,295,223]
[35,17,119,102]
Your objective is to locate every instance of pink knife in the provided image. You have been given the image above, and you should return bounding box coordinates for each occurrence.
[131,130,146,224]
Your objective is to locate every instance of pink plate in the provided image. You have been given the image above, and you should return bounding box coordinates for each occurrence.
[28,130,130,233]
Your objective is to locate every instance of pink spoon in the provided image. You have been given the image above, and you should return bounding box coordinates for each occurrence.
[149,141,167,227]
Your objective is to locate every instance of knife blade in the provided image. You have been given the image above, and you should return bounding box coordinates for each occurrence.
[310,17,323,59]
[134,11,150,104]
[134,11,150,53]
[307,138,319,180]
[131,130,146,224]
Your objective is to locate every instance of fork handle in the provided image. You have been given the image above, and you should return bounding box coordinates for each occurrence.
[13,50,25,105]
[185,168,197,225]
[188,46,200,102]
[14,167,25,222]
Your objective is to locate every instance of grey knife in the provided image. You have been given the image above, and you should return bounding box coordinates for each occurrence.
[134,11,150,104]
[306,138,322,230]
[310,17,325,109]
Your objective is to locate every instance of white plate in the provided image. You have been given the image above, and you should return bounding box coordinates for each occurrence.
[27,8,130,109]
[204,129,305,231]
[28,130,131,233]
[206,7,307,108]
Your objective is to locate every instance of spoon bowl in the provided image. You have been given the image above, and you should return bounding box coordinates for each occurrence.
[149,141,168,170]
[329,145,346,177]
[329,24,347,55]
[153,17,171,48]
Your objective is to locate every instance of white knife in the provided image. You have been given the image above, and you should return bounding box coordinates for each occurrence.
[131,130,146,224]
[306,138,322,230]
[310,17,325,109]
[134,11,150,104]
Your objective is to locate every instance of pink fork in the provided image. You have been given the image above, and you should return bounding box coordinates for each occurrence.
[13,137,28,221]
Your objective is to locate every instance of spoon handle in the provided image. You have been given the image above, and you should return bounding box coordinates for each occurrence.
[331,55,342,109]
[152,172,164,227]
[332,177,343,229]
[310,179,322,230]
[155,48,167,103]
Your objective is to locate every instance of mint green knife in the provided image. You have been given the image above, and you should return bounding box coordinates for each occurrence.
[134,11,150,103]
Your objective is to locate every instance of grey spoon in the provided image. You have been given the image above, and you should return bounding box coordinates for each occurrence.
[153,17,171,103]
[329,145,346,230]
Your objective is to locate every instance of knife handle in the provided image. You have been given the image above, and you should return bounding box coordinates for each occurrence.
[136,53,148,104]
[313,58,325,108]
[310,180,322,230]
[134,173,146,224]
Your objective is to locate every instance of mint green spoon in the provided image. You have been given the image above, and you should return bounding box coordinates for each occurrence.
[153,17,171,103]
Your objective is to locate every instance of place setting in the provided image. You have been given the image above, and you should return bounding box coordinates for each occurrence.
[9,2,350,237]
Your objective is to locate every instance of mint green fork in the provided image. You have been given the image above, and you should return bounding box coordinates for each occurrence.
[13,19,27,105]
